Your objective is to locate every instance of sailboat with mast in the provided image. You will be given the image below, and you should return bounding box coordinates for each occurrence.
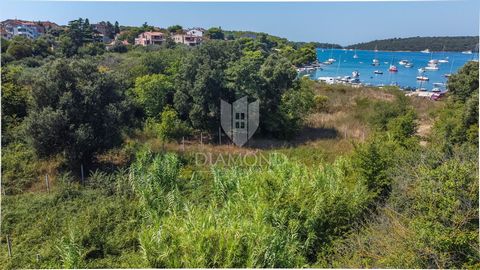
[353,47,358,59]
[372,45,380,66]
[438,45,449,63]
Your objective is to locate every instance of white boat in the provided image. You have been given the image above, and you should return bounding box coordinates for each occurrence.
[317,77,336,84]
[433,82,445,87]
[438,46,449,63]
[425,64,439,71]
[462,50,473,54]
[399,60,409,65]
[421,49,430,53]
[352,70,360,77]
[432,87,441,92]
[416,76,429,81]
[418,68,425,73]
[372,59,380,66]
[428,59,439,65]
[405,63,413,68]
[389,65,398,72]
[328,58,336,63]
[353,48,358,59]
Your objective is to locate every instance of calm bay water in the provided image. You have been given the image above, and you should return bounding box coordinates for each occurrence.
[311,48,478,90]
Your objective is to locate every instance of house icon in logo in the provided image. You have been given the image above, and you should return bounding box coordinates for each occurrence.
[220,96,259,147]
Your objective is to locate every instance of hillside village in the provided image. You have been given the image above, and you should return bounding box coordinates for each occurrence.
[1,19,206,47]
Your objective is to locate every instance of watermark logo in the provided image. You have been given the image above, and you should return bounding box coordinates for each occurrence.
[221,96,259,147]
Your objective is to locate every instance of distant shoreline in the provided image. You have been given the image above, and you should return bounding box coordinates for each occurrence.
[317,48,477,53]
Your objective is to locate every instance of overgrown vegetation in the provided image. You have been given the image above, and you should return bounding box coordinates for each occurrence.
[1,17,478,268]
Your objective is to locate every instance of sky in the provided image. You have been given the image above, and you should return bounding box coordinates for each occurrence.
[0,1,478,46]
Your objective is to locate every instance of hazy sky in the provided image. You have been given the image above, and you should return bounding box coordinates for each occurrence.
[0,1,478,45]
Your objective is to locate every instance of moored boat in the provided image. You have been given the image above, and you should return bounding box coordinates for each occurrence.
[421,49,430,53]
[405,63,413,68]
[399,60,409,65]
[374,70,383,74]
[416,75,429,81]
[389,65,398,72]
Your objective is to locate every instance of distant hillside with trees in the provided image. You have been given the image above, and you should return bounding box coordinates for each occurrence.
[346,36,479,52]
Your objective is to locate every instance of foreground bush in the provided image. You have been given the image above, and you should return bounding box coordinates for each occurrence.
[131,151,372,267]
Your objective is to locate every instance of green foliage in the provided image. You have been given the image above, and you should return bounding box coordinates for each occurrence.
[314,94,329,112]
[434,61,479,149]
[205,27,225,40]
[347,36,479,52]
[157,107,192,142]
[132,152,371,267]
[24,59,133,167]
[447,61,479,103]
[352,138,392,198]
[279,78,316,136]
[167,25,183,33]
[327,146,479,268]
[134,73,174,118]
[1,142,38,194]
[368,92,409,131]
[6,36,33,60]
[78,42,105,56]
[387,109,418,145]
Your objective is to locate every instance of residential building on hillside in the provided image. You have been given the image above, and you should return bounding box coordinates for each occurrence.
[134,31,165,46]
[92,22,114,43]
[186,27,205,37]
[172,32,202,46]
[1,19,59,40]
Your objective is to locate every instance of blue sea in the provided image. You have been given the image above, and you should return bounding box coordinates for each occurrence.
[308,48,478,90]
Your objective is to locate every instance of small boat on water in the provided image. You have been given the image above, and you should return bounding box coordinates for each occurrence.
[425,64,439,71]
[405,63,414,68]
[421,49,430,53]
[433,82,446,87]
[372,59,380,66]
[399,60,409,65]
[353,48,358,58]
[328,58,336,63]
[432,87,441,92]
[438,59,449,63]
[389,65,398,72]
[416,76,429,81]
[374,70,383,75]
[428,59,439,65]
[352,70,360,78]
[462,50,473,54]
[418,68,425,73]
[444,73,452,78]
[418,88,427,92]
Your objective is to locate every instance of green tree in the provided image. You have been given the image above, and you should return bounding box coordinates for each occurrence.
[24,59,133,167]
[6,36,33,60]
[387,109,418,145]
[114,21,120,34]
[447,61,479,102]
[167,25,183,33]
[206,27,225,40]
[134,74,174,118]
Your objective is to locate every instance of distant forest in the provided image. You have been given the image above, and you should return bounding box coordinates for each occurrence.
[346,36,479,52]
